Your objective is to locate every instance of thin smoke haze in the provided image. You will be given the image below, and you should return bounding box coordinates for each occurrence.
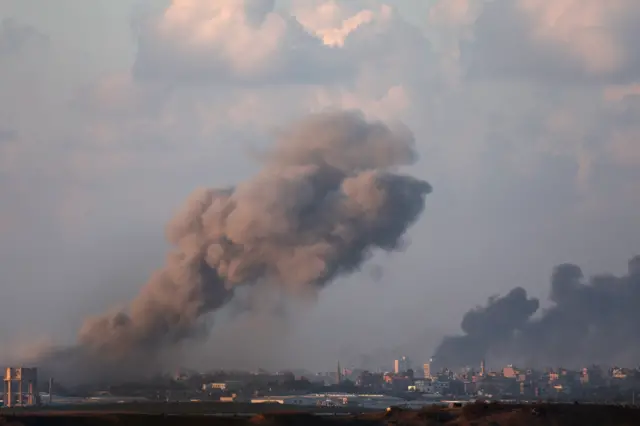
[34,110,432,384]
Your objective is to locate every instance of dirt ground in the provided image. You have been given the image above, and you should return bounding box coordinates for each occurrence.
[1,403,640,426]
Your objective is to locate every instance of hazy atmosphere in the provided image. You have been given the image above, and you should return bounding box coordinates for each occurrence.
[1,0,639,375]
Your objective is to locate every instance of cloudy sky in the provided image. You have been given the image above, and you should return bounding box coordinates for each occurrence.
[1,0,639,371]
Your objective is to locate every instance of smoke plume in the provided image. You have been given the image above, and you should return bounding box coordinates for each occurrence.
[37,110,431,383]
[433,255,640,370]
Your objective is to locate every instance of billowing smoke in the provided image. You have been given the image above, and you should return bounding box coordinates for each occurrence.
[37,110,431,383]
[433,255,640,370]
[432,287,539,369]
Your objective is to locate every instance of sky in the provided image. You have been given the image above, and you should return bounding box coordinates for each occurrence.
[1,0,639,372]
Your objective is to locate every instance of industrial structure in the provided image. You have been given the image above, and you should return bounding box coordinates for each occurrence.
[3,367,40,407]
[48,377,54,405]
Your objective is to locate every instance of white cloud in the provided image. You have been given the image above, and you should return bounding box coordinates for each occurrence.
[458,0,640,83]
[3,0,640,228]
[517,0,635,76]
[66,0,640,202]
[133,0,353,84]
[293,0,392,47]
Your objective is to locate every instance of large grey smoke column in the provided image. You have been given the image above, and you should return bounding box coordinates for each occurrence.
[433,255,640,369]
[44,110,431,382]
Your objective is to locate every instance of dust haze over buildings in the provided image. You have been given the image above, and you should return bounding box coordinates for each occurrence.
[433,255,640,369]
[33,110,432,384]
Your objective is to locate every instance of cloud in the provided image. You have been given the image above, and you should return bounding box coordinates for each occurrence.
[293,0,392,47]
[44,0,640,243]
[459,0,640,83]
[3,1,638,230]
[61,0,436,193]
[133,0,353,85]
[0,18,48,58]
[132,0,438,90]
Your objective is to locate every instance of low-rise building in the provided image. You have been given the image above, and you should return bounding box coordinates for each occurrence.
[250,395,319,406]
[432,380,450,393]
[202,381,244,392]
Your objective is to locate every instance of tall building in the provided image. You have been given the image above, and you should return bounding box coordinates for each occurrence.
[402,356,412,372]
[394,356,411,374]
[480,359,485,376]
[337,362,343,383]
[423,362,431,379]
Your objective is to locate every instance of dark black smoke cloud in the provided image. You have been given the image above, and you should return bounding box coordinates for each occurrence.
[433,255,640,369]
[32,110,432,384]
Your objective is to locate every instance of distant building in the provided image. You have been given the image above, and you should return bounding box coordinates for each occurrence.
[423,363,431,379]
[412,379,436,393]
[356,371,384,390]
[611,367,629,379]
[464,380,477,394]
[431,380,450,394]
[580,366,605,386]
[251,396,318,406]
[394,356,411,374]
[202,381,244,392]
[391,376,412,392]
[502,365,519,378]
